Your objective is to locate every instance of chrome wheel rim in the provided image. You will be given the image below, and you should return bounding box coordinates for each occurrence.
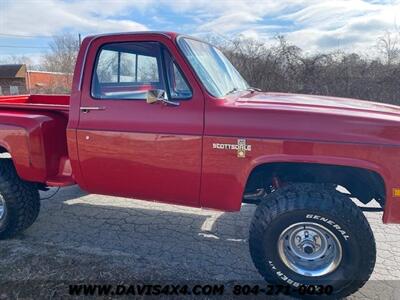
[0,195,6,220]
[278,222,342,277]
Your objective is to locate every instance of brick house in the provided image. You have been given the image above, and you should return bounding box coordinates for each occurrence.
[26,70,72,94]
[0,64,72,96]
[0,64,28,95]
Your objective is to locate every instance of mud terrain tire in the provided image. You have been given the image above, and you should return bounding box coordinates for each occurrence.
[0,159,40,239]
[249,183,376,298]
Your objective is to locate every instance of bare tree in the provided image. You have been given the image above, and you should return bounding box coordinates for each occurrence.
[377,31,400,65]
[0,55,33,66]
[42,33,79,73]
[216,34,400,105]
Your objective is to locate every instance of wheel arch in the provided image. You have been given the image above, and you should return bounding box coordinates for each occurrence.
[0,132,35,182]
[0,143,33,182]
[243,155,387,207]
[0,143,15,163]
[0,144,10,155]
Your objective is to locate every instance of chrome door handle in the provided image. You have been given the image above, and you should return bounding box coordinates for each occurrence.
[80,106,106,113]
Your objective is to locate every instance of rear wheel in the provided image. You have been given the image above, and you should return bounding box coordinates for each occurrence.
[0,159,40,239]
[249,183,376,298]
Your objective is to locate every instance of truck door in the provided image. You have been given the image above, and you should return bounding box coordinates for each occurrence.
[76,34,204,206]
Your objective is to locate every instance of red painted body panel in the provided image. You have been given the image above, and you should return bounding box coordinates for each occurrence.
[0,32,399,225]
[201,92,400,223]
[0,94,70,105]
[0,109,69,183]
[76,130,201,205]
[201,136,395,213]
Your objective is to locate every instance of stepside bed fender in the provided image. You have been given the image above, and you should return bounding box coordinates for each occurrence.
[0,111,69,183]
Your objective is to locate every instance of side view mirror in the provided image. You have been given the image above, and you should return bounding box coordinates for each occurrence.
[146,89,180,107]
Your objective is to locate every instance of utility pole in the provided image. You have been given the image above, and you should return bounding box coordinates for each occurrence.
[78,33,82,46]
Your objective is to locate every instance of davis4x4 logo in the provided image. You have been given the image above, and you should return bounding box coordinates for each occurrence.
[212,139,251,158]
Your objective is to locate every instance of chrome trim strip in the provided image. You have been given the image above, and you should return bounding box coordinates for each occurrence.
[80,106,106,112]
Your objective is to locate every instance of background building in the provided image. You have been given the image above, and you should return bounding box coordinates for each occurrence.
[0,64,72,95]
[0,64,28,95]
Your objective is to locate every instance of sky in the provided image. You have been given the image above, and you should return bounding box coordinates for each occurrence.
[0,0,399,64]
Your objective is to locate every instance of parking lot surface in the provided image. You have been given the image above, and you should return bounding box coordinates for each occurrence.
[0,186,399,299]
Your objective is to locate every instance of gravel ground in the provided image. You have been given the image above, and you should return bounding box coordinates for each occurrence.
[0,185,399,299]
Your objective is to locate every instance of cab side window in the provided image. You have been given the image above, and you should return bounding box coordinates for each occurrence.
[163,49,192,100]
[92,42,164,100]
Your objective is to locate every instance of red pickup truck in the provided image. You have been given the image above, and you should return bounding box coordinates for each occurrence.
[0,31,398,297]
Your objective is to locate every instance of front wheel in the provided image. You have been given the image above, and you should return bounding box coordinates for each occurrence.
[249,183,376,298]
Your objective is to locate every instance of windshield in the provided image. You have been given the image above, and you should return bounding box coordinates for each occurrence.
[178,37,249,97]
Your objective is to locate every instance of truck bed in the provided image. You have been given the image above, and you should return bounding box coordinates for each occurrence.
[0,94,72,186]
[0,94,69,111]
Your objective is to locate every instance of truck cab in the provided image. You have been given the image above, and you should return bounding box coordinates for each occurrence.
[69,32,204,206]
